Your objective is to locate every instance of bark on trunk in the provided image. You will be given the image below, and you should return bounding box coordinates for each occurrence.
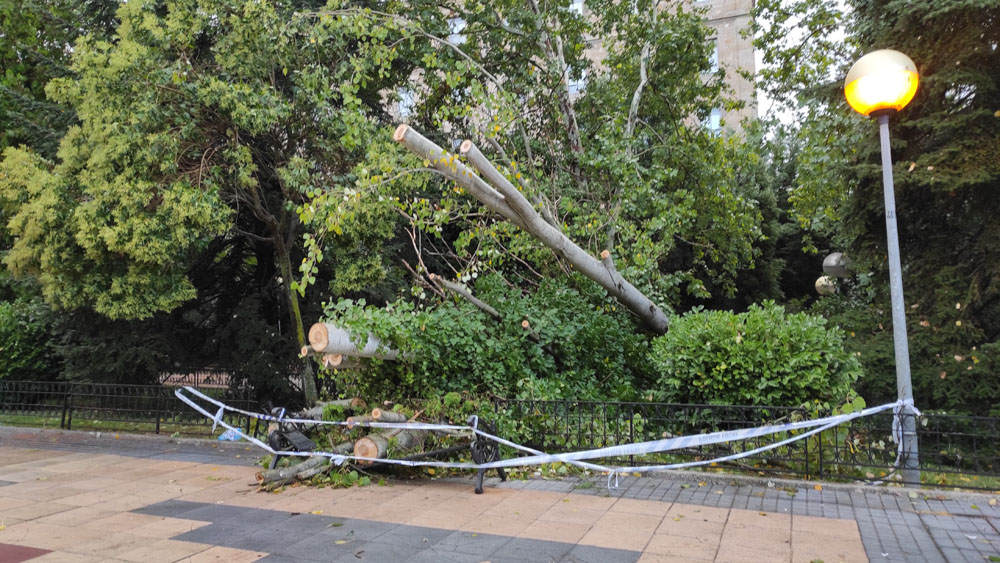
[299,398,367,420]
[353,429,427,463]
[308,323,408,360]
[256,455,327,484]
[370,408,408,423]
[346,415,373,429]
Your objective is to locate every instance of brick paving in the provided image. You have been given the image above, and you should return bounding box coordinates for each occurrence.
[0,426,997,562]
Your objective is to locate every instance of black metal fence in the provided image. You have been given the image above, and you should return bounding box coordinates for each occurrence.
[1,381,997,489]
[0,380,259,437]
[493,399,1000,490]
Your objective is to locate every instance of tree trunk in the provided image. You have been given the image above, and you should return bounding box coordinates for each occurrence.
[330,440,355,456]
[256,455,327,484]
[346,414,373,428]
[308,322,408,359]
[353,429,427,463]
[299,398,367,420]
[275,238,318,406]
[370,408,407,422]
[392,125,669,333]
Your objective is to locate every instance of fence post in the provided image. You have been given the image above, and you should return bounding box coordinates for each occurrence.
[628,405,635,467]
[818,426,824,479]
[155,391,161,435]
[64,386,74,430]
[804,429,810,479]
[60,385,70,429]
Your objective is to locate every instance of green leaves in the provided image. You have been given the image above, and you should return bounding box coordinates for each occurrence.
[650,301,861,406]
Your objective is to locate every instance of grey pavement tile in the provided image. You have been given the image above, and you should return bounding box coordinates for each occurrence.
[405,548,497,563]
[372,524,453,547]
[232,528,313,553]
[319,518,397,542]
[132,499,207,518]
[173,522,254,548]
[278,533,362,561]
[959,548,989,562]
[560,544,640,563]
[275,513,341,534]
[170,502,250,522]
[254,556,317,563]
[435,530,511,556]
[217,507,295,529]
[333,540,427,562]
[492,537,573,563]
[939,546,967,562]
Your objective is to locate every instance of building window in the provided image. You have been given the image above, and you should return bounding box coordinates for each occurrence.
[569,0,584,16]
[708,39,718,73]
[567,68,587,95]
[398,88,415,119]
[448,17,466,45]
[705,108,721,133]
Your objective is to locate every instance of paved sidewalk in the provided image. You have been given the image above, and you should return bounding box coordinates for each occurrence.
[0,427,998,562]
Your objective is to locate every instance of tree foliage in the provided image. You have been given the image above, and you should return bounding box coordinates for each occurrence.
[753,0,1000,413]
[0,0,119,157]
[0,0,424,396]
[650,301,861,406]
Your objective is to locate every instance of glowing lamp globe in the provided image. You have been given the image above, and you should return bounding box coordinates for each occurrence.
[815,276,837,296]
[844,49,919,116]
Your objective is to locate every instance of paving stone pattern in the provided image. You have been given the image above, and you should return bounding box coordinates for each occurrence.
[0,426,258,467]
[133,499,641,562]
[1,426,998,563]
[485,475,1000,563]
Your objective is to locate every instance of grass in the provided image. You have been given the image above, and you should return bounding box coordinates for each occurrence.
[0,413,222,437]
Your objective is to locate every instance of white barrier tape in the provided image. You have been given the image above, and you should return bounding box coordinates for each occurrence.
[175,387,913,485]
[179,387,469,432]
[467,401,903,470]
[175,387,607,472]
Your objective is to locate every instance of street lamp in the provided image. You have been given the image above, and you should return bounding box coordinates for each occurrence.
[845,49,920,485]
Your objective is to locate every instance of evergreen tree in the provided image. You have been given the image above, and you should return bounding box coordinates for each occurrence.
[755,0,1000,412]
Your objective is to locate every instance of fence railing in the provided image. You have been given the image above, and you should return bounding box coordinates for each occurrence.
[1,381,996,489]
[492,399,1000,490]
[0,380,260,437]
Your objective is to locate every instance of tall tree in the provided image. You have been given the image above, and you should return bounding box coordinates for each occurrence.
[753,0,1000,412]
[0,0,419,402]
[0,0,119,157]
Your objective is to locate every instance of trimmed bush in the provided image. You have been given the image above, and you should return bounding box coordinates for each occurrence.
[649,301,861,406]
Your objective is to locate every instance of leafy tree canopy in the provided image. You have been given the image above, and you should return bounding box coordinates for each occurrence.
[753,0,1000,412]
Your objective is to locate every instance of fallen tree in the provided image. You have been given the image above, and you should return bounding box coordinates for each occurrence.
[255,455,329,490]
[392,125,670,334]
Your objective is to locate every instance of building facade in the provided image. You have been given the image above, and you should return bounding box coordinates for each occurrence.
[700,0,757,132]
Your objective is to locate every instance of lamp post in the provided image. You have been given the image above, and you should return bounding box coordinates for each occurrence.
[844,49,920,485]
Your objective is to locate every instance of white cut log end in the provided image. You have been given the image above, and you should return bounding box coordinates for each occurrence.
[393,124,409,142]
[308,323,329,350]
[459,140,473,154]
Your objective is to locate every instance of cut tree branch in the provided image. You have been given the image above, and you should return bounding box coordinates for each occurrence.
[394,125,668,333]
[429,274,502,320]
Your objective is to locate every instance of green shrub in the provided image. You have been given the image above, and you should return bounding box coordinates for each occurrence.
[649,301,861,406]
[0,298,59,380]
[319,273,655,402]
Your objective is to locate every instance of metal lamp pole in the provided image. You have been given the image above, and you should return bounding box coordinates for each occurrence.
[875,111,919,485]
[845,49,921,485]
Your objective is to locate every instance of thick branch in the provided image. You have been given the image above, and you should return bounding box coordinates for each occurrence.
[392,126,527,230]
[455,139,668,333]
[308,323,409,360]
[430,274,502,321]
